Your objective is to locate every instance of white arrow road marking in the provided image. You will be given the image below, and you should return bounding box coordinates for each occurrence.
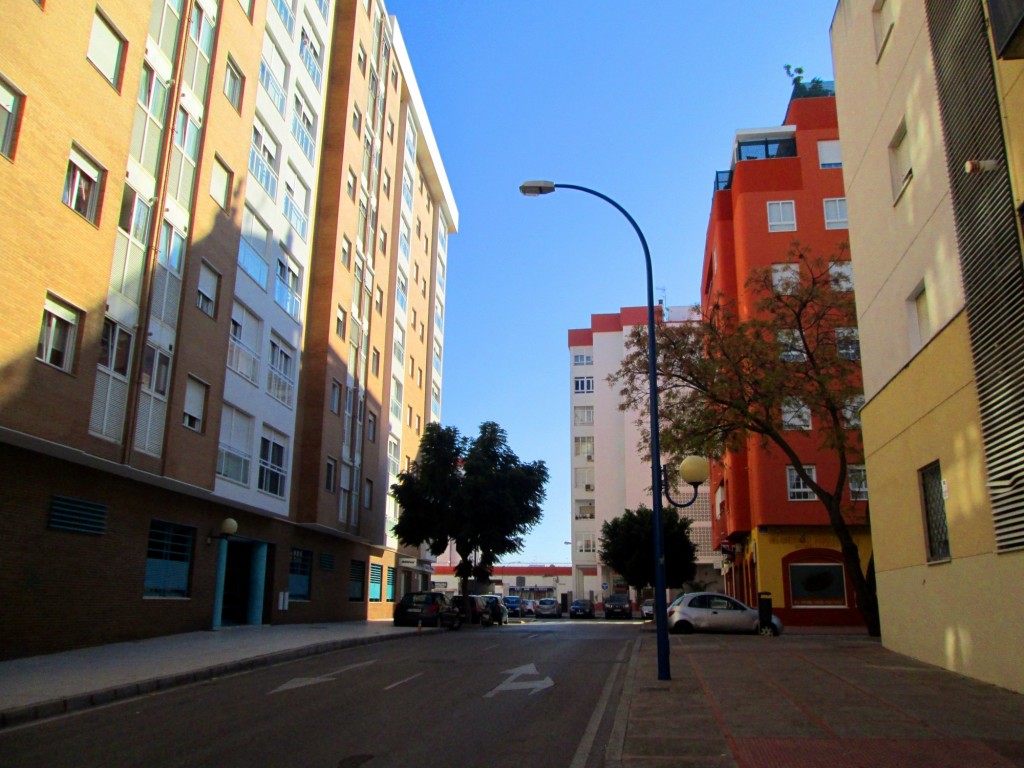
[484,663,554,698]
[270,659,377,694]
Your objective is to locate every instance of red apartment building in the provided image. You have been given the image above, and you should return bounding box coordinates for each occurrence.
[701,83,870,628]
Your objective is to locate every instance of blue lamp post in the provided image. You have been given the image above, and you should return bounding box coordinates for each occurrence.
[520,180,687,680]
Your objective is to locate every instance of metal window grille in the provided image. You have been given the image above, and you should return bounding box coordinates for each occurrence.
[144,521,194,597]
[349,559,365,601]
[48,495,107,535]
[920,462,951,562]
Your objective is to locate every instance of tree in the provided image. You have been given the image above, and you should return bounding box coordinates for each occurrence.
[611,245,881,636]
[599,505,697,593]
[391,421,548,596]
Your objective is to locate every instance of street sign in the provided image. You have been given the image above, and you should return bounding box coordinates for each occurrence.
[601,582,608,590]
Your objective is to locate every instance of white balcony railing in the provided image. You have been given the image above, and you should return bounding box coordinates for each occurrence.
[248,146,278,200]
[227,336,260,383]
[290,114,315,163]
[274,277,302,320]
[237,238,268,287]
[283,194,308,240]
[259,60,286,115]
[272,0,295,37]
[299,42,322,91]
[267,365,294,406]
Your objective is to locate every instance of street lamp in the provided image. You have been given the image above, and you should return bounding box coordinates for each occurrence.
[520,179,677,680]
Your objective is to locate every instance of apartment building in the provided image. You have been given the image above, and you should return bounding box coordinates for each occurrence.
[831,0,1023,692]
[701,86,871,629]
[0,0,456,658]
[567,307,719,608]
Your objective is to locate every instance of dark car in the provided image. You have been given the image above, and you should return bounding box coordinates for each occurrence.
[603,593,633,620]
[504,595,522,617]
[393,591,459,628]
[450,594,494,626]
[569,599,595,619]
[481,594,509,626]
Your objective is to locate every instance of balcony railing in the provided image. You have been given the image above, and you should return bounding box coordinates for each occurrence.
[790,79,835,100]
[290,114,315,163]
[736,137,797,162]
[274,277,302,320]
[267,365,294,406]
[714,170,733,192]
[238,238,268,287]
[272,0,295,37]
[314,0,329,22]
[249,146,278,199]
[227,336,260,383]
[259,60,286,115]
[283,194,308,240]
[300,42,322,91]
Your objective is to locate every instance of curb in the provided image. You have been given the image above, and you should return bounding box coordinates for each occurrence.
[0,628,438,730]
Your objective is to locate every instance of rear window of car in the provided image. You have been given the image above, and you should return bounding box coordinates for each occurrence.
[607,595,629,604]
[539,598,556,605]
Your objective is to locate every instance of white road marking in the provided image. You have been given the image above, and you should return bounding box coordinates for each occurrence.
[570,640,632,768]
[383,672,424,691]
[484,663,554,698]
[270,659,377,694]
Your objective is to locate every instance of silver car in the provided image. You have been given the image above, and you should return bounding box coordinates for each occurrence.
[535,597,562,618]
[666,592,783,636]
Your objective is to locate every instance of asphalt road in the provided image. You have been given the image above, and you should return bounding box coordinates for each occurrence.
[0,618,642,768]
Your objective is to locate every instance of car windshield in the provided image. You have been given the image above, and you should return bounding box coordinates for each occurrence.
[539,599,556,605]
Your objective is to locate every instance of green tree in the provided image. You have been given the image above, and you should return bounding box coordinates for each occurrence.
[391,421,548,595]
[599,505,697,592]
[611,245,880,636]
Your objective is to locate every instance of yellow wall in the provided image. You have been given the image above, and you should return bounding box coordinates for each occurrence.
[752,526,873,603]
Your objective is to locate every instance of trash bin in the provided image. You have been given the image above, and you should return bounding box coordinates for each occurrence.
[757,591,773,633]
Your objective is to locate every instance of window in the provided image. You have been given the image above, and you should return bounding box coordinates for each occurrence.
[131,64,168,175]
[849,465,868,501]
[817,140,842,169]
[183,376,207,431]
[325,457,337,492]
[575,501,595,520]
[829,261,854,291]
[341,235,352,269]
[267,337,295,405]
[169,107,201,207]
[87,11,125,88]
[781,398,811,430]
[349,559,365,600]
[274,258,302,319]
[574,376,594,394]
[37,296,79,372]
[371,347,380,376]
[920,462,950,562]
[579,534,597,553]
[99,318,133,377]
[224,56,244,110]
[574,467,595,491]
[386,115,394,142]
[258,428,288,497]
[383,169,391,198]
[363,478,373,508]
[790,563,846,607]
[771,263,800,294]
[197,262,219,317]
[183,4,215,99]
[151,0,184,62]
[336,305,347,339]
[375,286,383,314]
[836,328,860,361]
[367,411,377,442]
[330,379,342,414]
[573,353,593,366]
[90,319,133,441]
[289,548,312,600]
[1,75,24,159]
[63,146,103,222]
[872,0,895,59]
[824,198,848,229]
[787,465,816,501]
[889,120,912,199]
[346,168,356,199]
[574,436,595,458]
[144,521,194,597]
[910,282,931,351]
[767,201,796,232]
[368,563,383,602]
[391,376,403,420]
[379,227,388,255]
[135,344,172,455]
[217,405,253,485]
[210,156,232,209]
[357,44,367,74]
[352,104,362,136]
[228,302,261,383]
[574,406,594,426]
[777,329,806,362]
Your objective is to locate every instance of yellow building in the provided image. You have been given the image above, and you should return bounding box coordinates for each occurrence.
[831,0,1024,692]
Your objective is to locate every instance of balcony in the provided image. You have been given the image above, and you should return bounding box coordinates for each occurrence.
[789,79,835,100]
[267,365,294,406]
[271,0,294,37]
[259,60,286,115]
[736,137,797,162]
[290,113,315,163]
[714,170,733,192]
[227,336,260,383]
[274,277,302,320]
[248,146,278,199]
[299,42,322,91]
[283,194,308,240]
[314,0,329,22]
[237,238,268,287]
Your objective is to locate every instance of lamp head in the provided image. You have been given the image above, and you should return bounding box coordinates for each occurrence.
[519,180,556,196]
[679,456,710,486]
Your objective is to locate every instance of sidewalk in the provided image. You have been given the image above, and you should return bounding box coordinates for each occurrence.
[0,621,432,728]
[607,629,1024,767]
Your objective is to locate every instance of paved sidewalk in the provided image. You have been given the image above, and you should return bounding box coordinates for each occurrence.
[607,630,1024,767]
[0,621,433,728]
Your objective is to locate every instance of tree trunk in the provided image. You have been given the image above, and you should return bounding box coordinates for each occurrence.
[825,497,881,637]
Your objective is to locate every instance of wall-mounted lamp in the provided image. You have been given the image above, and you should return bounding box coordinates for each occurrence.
[964,159,999,174]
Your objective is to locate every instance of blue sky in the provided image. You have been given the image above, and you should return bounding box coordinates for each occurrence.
[386,2,839,565]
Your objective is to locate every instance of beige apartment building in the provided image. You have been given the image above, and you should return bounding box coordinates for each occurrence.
[831,0,1023,692]
[0,0,456,658]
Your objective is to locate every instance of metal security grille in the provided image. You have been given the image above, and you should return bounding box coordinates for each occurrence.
[145,521,194,597]
[369,563,383,602]
[48,494,107,535]
[926,1,1024,551]
[921,462,950,562]
[319,552,335,571]
[349,559,365,601]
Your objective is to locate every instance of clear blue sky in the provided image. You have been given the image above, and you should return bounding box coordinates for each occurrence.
[386,2,839,565]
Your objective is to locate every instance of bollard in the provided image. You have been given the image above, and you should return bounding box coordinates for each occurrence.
[757,592,773,636]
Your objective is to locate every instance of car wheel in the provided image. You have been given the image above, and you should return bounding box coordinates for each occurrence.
[451,616,462,631]
[758,623,779,637]
[670,620,694,635]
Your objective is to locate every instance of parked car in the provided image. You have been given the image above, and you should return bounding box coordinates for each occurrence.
[450,594,494,626]
[603,593,633,620]
[666,592,783,636]
[522,600,538,617]
[481,594,509,625]
[393,591,459,628]
[535,597,562,618]
[569,599,595,619]
[504,595,522,617]
[641,599,656,620]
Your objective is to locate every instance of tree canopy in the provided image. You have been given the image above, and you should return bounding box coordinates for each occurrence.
[391,421,548,585]
[599,505,697,592]
[611,245,879,635]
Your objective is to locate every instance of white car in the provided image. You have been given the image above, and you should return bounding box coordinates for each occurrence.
[666,592,783,636]
[535,597,562,618]
[641,599,655,620]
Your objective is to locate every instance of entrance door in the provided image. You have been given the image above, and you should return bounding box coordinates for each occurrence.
[222,540,252,626]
